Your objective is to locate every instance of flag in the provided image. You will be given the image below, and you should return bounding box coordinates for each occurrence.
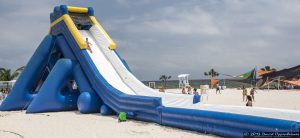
[211,78,219,87]
[239,69,255,79]
[230,68,257,84]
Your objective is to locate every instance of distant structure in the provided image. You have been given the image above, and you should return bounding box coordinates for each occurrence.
[148,82,156,89]
[178,74,190,88]
[0,80,16,89]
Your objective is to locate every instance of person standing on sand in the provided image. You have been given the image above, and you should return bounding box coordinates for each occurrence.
[86,38,93,53]
[187,86,192,94]
[246,95,253,107]
[159,86,165,92]
[193,88,199,95]
[216,84,221,94]
[250,87,257,102]
[181,88,186,94]
[242,85,247,101]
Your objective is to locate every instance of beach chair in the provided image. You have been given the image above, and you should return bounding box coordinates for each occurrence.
[200,85,209,101]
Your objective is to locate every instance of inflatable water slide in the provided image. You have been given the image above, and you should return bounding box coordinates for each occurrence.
[0,5,299,137]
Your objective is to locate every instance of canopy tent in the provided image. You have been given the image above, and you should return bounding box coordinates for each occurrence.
[284,79,300,86]
[258,65,300,88]
[261,65,300,80]
[258,69,274,77]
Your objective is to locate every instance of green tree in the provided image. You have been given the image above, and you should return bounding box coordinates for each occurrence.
[260,66,276,71]
[0,66,24,81]
[159,75,171,88]
[204,68,219,78]
[0,66,24,89]
[204,68,219,88]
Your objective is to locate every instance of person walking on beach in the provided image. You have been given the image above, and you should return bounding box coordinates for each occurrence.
[246,95,253,107]
[86,38,93,53]
[242,85,247,101]
[216,84,221,94]
[250,87,257,102]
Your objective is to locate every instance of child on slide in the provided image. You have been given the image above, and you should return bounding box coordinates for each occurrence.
[86,38,93,53]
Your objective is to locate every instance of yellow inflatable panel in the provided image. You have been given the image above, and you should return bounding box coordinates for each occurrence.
[67,6,88,13]
[49,14,87,49]
[90,16,117,50]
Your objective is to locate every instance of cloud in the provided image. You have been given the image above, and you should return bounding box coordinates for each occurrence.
[0,0,300,81]
[0,1,54,70]
[105,0,300,80]
[123,6,222,35]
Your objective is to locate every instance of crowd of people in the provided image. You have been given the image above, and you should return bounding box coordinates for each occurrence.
[0,87,10,100]
[157,83,259,108]
[181,86,199,95]
[162,84,258,107]
[241,85,257,107]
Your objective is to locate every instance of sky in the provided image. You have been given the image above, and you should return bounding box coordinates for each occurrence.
[0,0,300,81]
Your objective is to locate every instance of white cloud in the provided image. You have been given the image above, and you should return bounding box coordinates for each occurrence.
[107,0,300,80]
[121,6,222,35]
[1,0,300,80]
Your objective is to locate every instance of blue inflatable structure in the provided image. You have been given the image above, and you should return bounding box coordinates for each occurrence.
[1,5,299,137]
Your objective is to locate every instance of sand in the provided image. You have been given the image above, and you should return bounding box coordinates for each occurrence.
[164,88,300,110]
[0,111,215,138]
[0,89,299,138]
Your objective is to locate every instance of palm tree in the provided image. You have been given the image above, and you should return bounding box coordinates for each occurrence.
[0,66,24,81]
[204,68,219,78]
[0,66,24,89]
[204,68,219,88]
[260,66,276,71]
[159,75,171,88]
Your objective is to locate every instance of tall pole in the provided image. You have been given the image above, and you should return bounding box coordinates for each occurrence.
[278,76,280,90]
[267,77,270,92]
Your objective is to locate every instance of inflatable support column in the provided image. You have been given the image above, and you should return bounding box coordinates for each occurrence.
[56,35,102,113]
[26,59,79,113]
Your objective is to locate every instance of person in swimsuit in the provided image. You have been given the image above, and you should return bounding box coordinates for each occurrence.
[181,88,186,94]
[187,86,192,94]
[216,84,221,94]
[250,87,257,102]
[86,38,93,53]
[246,95,253,107]
[193,88,199,95]
[242,85,247,101]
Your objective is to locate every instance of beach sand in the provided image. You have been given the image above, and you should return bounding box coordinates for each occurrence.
[0,89,299,138]
[164,88,300,110]
[0,111,215,138]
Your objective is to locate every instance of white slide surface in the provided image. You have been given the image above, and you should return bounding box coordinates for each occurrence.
[88,25,196,107]
[78,30,135,95]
